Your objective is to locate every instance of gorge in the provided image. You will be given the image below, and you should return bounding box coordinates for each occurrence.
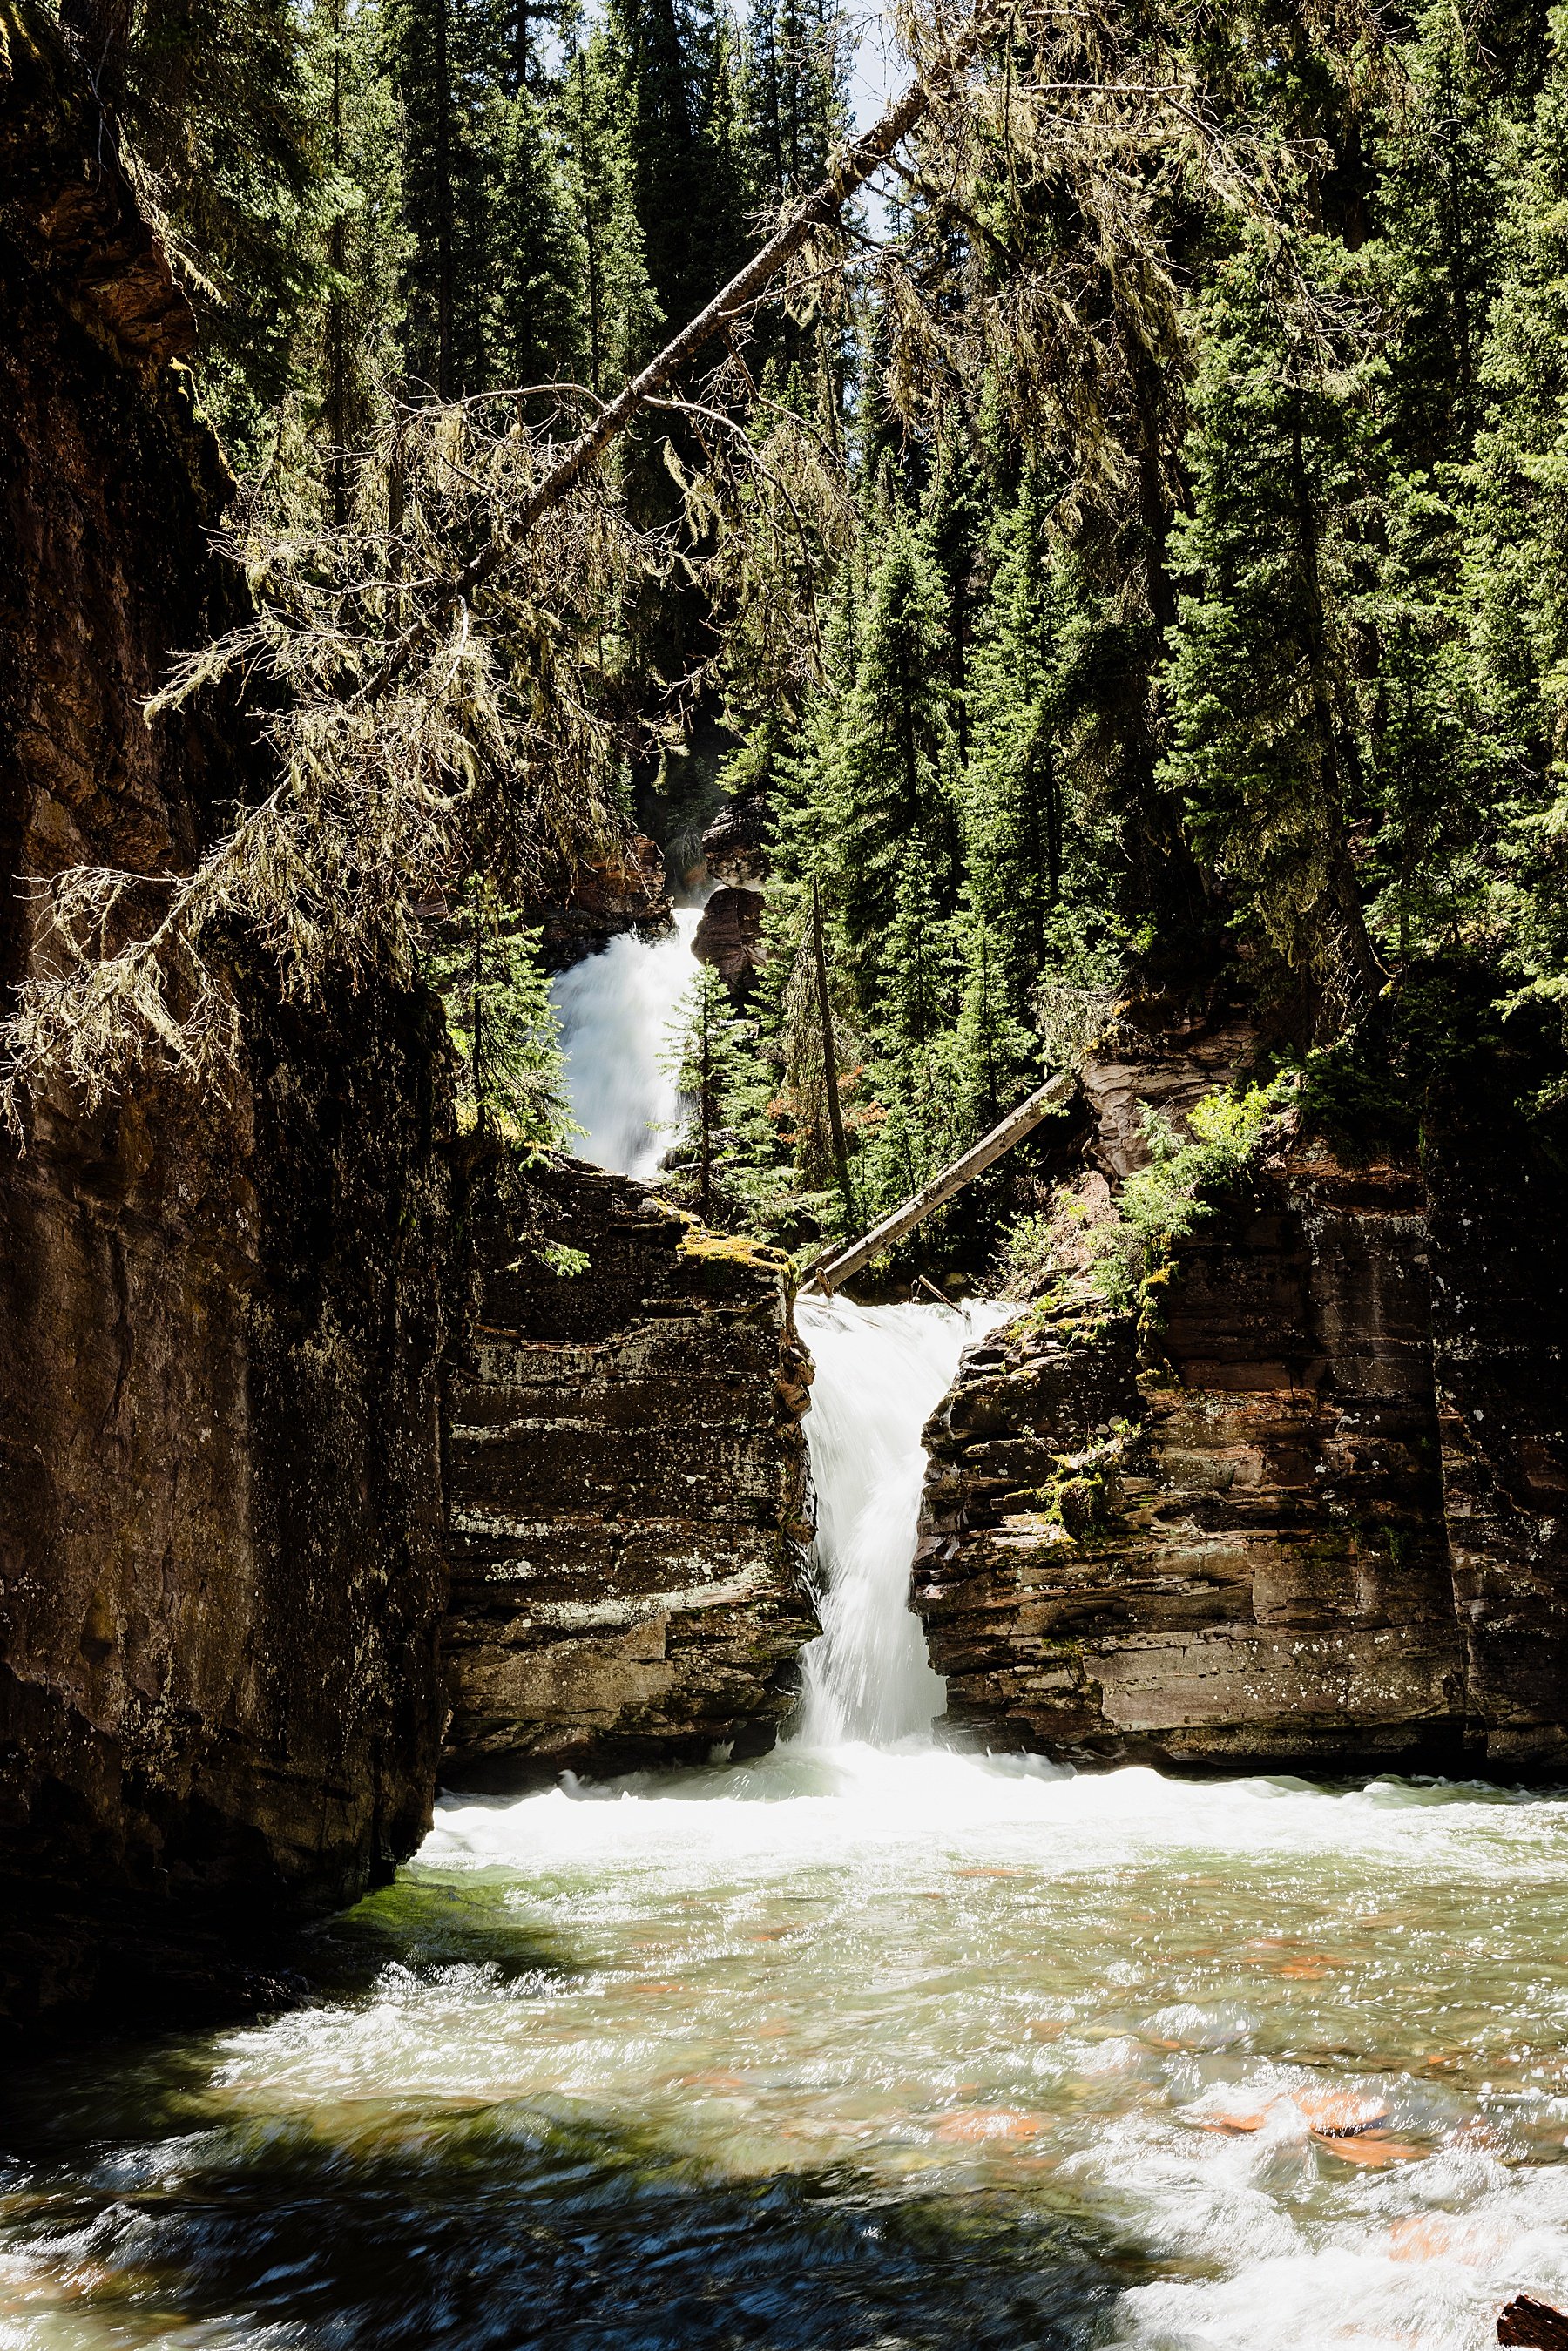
[6,0,1568,2342]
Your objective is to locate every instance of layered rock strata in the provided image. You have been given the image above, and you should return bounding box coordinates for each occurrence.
[0,3,452,2023]
[533,833,672,970]
[915,1002,1568,1774]
[693,884,767,997]
[442,1159,817,1784]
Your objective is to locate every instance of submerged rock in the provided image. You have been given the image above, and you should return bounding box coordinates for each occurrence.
[441,1159,818,1784]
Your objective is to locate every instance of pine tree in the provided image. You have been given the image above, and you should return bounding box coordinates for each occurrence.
[113,0,319,461]
[1160,233,1382,1035]
[561,24,663,395]
[1463,11,1568,1003]
[426,889,575,1145]
[818,486,960,978]
[663,963,755,1219]
[491,84,587,391]
[962,470,1064,1012]
[299,0,406,523]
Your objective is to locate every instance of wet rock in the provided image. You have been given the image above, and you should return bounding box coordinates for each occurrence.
[1500,2300,1568,2348]
[533,833,672,970]
[913,1003,1532,1773]
[693,885,767,996]
[441,1159,818,1784]
[701,795,770,888]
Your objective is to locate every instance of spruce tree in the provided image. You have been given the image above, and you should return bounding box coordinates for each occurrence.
[491,84,587,391]
[113,0,319,460]
[561,24,662,395]
[1160,233,1382,1034]
[300,0,406,522]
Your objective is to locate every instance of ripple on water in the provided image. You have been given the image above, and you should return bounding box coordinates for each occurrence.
[3,1747,1568,2349]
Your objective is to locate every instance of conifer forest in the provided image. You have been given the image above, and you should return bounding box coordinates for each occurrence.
[24,0,1568,1262]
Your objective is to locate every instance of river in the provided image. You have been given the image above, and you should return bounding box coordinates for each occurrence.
[3,941,1567,2349]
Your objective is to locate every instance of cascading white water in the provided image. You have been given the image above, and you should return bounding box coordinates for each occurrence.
[794,1293,1012,1747]
[551,906,702,1178]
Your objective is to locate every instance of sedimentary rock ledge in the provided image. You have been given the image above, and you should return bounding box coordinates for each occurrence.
[441,1157,818,1785]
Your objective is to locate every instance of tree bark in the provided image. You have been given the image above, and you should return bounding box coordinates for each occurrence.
[811,878,851,1204]
[808,1070,1075,1292]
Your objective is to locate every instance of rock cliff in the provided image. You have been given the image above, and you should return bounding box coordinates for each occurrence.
[442,1157,818,1784]
[915,999,1568,1774]
[0,3,452,2024]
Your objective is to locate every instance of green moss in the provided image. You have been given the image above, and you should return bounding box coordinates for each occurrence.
[1004,1422,1137,1543]
[678,1225,791,1272]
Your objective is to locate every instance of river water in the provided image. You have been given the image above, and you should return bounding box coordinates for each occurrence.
[5,1013,1568,2348]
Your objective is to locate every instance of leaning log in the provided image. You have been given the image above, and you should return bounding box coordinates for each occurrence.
[806,1071,1077,1294]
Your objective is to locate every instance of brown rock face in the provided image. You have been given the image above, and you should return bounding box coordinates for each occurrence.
[700,796,769,888]
[693,885,766,996]
[915,1004,1568,1775]
[0,3,453,2023]
[534,834,672,970]
[441,1159,818,1785]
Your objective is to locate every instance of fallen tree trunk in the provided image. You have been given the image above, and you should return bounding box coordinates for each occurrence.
[362,16,995,703]
[806,1070,1077,1294]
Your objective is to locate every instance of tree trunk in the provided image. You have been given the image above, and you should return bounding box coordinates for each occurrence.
[812,879,851,1204]
[328,0,348,530]
[435,0,454,400]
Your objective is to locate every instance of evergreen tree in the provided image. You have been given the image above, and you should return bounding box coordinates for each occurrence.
[300,0,406,522]
[663,963,755,1219]
[561,24,663,394]
[491,83,586,390]
[1160,233,1382,1034]
[817,487,960,977]
[426,890,575,1144]
[114,0,319,460]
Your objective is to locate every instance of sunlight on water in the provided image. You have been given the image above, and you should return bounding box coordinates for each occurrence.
[551,906,702,1178]
[3,1302,1567,2349]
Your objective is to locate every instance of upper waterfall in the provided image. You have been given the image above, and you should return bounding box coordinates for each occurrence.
[551,908,702,1179]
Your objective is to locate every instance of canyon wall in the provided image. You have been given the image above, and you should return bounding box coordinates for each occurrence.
[0,3,452,2023]
[442,1158,817,1785]
[916,1001,1568,1774]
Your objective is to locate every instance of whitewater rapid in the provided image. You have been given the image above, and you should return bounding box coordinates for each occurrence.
[793,1291,1011,1746]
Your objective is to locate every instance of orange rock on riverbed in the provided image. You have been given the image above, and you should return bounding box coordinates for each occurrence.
[934,2109,1043,2143]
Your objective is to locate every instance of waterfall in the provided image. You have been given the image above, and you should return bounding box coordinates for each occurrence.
[794,1294,1010,1748]
[551,908,702,1179]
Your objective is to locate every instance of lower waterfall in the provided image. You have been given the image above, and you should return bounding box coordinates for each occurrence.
[794,1292,1009,1748]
